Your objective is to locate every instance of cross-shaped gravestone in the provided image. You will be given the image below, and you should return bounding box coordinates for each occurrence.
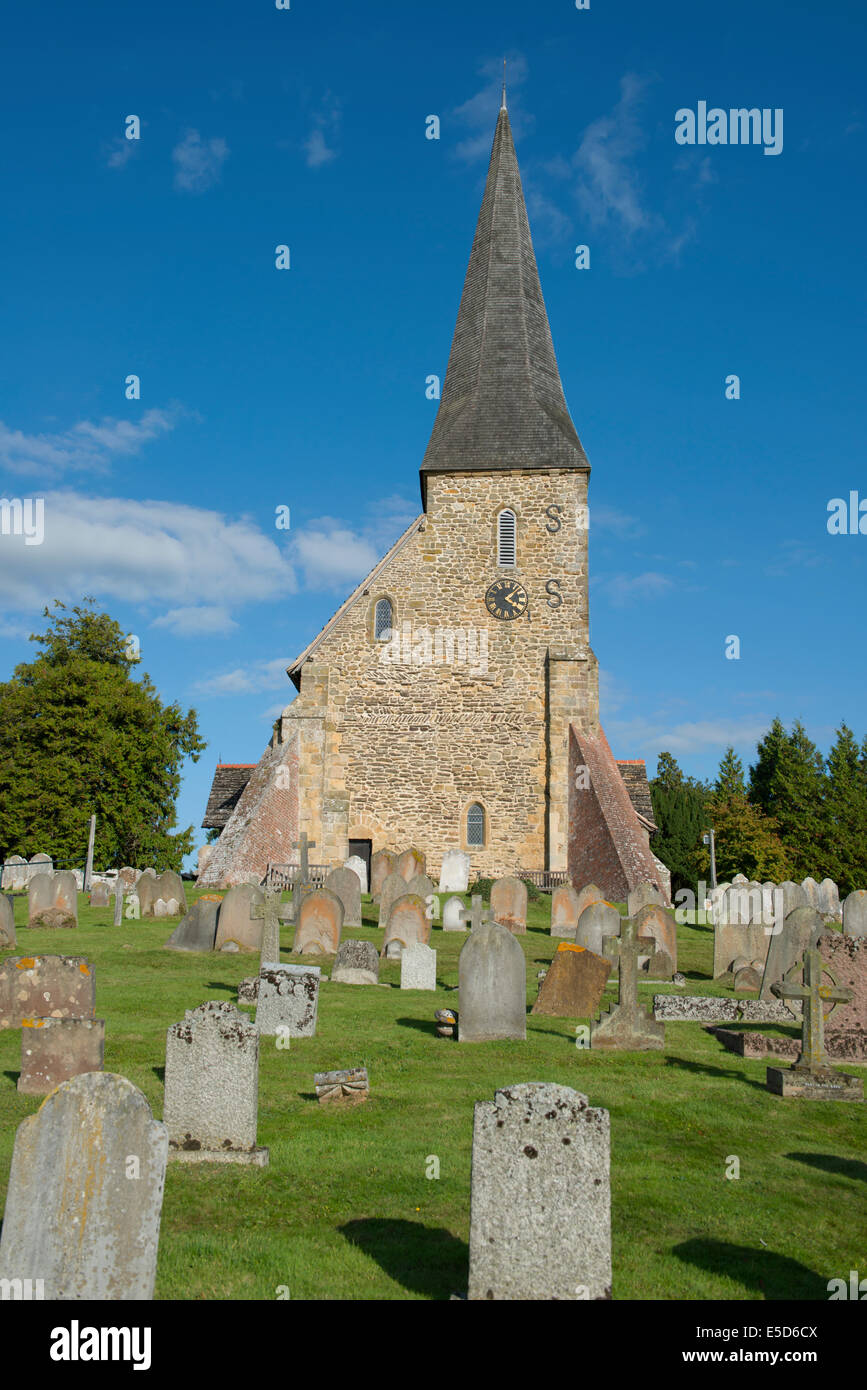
[590,916,665,1051]
[293,832,316,897]
[772,948,852,1072]
[113,888,124,927]
[767,948,862,1100]
[251,888,297,966]
[458,895,492,932]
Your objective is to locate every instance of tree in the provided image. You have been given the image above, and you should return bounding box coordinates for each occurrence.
[749,716,788,811]
[823,723,867,893]
[0,599,206,871]
[754,722,828,878]
[649,752,710,896]
[703,746,789,881]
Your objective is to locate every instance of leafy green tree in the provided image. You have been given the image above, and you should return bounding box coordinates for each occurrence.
[703,746,789,881]
[750,721,828,878]
[649,752,710,896]
[749,716,788,811]
[0,599,206,871]
[823,723,867,893]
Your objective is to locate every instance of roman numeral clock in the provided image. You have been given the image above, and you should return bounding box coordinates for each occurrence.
[484,579,528,621]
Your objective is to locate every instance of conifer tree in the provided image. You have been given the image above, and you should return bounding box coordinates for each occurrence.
[824,723,867,893]
[704,747,789,881]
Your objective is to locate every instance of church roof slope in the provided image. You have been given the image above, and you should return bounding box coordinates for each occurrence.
[202,764,256,829]
[420,103,589,504]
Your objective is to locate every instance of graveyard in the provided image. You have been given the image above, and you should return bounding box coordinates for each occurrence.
[1,878,863,1301]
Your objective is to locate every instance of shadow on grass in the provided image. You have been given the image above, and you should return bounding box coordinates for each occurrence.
[340,1217,467,1299]
[663,1055,767,1093]
[396,1017,439,1036]
[205,981,239,995]
[673,1237,827,1300]
[786,1151,867,1184]
[3,1070,20,1087]
[152,1065,165,1084]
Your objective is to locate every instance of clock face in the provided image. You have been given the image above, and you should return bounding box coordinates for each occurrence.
[485,579,528,621]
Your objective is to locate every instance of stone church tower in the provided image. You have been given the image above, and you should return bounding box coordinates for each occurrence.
[201,99,665,899]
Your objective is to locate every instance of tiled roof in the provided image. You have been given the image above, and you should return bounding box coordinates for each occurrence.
[202,765,256,830]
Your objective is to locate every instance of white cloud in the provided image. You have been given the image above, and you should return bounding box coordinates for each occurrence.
[106,138,138,170]
[290,522,379,590]
[304,95,341,168]
[151,605,239,637]
[590,504,645,537]
[594,570,674,606]
[0,408,178,479]
[453,53,530,163]
[0,493,298,614]
[194,658,292,697]
[573,73,655,235]
[172,129,229,193]
[606,715,771,759]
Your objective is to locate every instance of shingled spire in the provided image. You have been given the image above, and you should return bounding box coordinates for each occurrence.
[420,105,589,505]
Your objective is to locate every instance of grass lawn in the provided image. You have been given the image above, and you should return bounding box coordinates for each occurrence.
[1,889,863,1300]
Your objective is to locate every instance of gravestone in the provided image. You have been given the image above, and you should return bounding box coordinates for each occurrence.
[396,847,426,882]
[136,871,158,917]
[214,882,263,952]
[18,1016,105,1095]
[490,876,528,935]
[818,878,841,920]
[164,898,219,952]
[331,939,379,985]
[531,943,611,1018]
[438,849,470,894]
[325,866,362,929]
[1,854,27,891]
[315,1068,369,1106]
[817,932,867,1060]
[759,906,823,1000]
[117,866,139,890]
[442,895,467,931]
[550,883,581,939]
[713,912,772,979]
[164,1000,268,1164]
[28,852,53,882]
[733,964,762,993]
[113,888,124,926]
[153,899,168,919]
[575,900,620,956]
[400,942,437,991]
[626,882,662,918]
[378,870,410,928]
[592,918,665,1051]
[89,882,110,908]
[343,855,368,894]
[468,1083,611,1301]
[256,964,320,1037]
[294,887,344,955]
[732,873,748,885]
[251,887,297,966]
[458,895,493,933]
[633,903,677,978]
[842,889,867,940]
[767,949,862,1101]
[0,956,95,1029]
[0,894,15,948]
[458,920,526,1042]
[573,882,605,921]
[28,873,77,929]
[801,877,820,909]
[370,849,396,901]
[381,894,430,959]
[141,869,186,918]
[779,880,808,916]
[0,1072,168,1298]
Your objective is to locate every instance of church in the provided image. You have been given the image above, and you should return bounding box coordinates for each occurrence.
[200,96,667,903]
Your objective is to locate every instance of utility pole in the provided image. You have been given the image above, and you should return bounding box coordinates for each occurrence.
[84,814,96,892]
[702,829,717,890]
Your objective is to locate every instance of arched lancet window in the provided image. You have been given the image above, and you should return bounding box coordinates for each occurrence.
[374,598,393,640]
[497,509,517,567]
[467,802,485,847]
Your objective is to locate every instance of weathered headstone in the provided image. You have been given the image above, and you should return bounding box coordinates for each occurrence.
[117,866,139,890]
[592,918,665,1050]
[767,949,863,1101]
[733,964,762,993]
[251,887,297,966]
[28,872,78,929]
[779,880,808,916]
[490,876,527,935]
[25,871,52,919]
[438,849,470,894]
[531,942,611,1018]
[343,855,368,894]
[164,898,219,952]
[467,1083,611,1301]
[818,877,841,920]
[573,882,605,921]
[842,889,867,940]
[0,1072,168,1298]
[89,882,110,908]
[256,963,320,1037]
[550,883,581,939]
[141,869,186,918]
[633,903,677,978]
[626,881,662,918]
[713,910,772,979]
[18,1016,105,1095]
[315,1068,369,1106]
[294,887,344,956]
[1,854,27,891]
[378,870,410,929]
[458,895,492,933]
[164,1001,268,1164]
[801,877,820,909]
[153,898,168,919]
[381,894,430,959]
[325,867,362,929]
[458,921,526,1042]
[113,887,124,926]
[400,942,437,990]
[396,847,425,882]
[0,956,95,1029]
[28,852,53,882]
[816,932,867,1060]
[135,870,158,917]
[759,905,823,1000]
[370,849,396,901]
[331,939,379,985]
[0,894,16,948]
[214,882,263,952]
[442,894,467,931]
[575,900,620,955]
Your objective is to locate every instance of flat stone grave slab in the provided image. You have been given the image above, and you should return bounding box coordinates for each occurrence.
[531,943,611,1018]
[18,1016,105,1095]
[314,1068,369,1106]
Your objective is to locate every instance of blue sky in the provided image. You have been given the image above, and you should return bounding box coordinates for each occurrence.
[1,0,864,866]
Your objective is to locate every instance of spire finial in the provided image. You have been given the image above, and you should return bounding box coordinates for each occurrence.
[501,58,507,111]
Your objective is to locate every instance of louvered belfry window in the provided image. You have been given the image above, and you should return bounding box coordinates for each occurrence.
[467,803,485,846]
[374,598,393,640]
[497,509,517,566]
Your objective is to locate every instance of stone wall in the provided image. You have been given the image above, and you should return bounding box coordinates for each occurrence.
[199,734,299,888]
